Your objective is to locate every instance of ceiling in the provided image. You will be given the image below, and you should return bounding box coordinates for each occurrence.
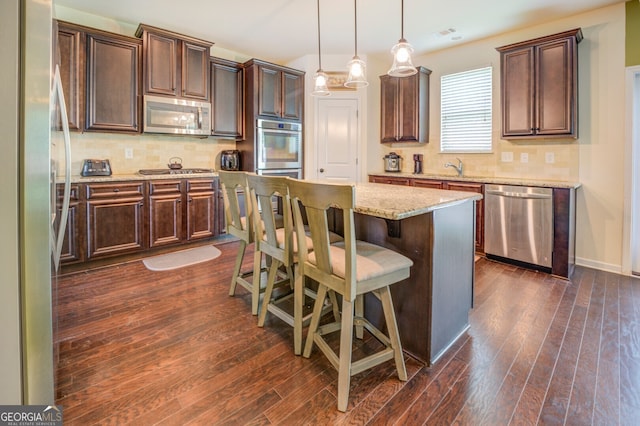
[54,0,624,64]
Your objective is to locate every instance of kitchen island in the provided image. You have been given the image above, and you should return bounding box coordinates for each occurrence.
[350,183,481,366]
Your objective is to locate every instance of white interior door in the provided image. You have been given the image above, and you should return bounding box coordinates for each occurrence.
[316,98,359,182]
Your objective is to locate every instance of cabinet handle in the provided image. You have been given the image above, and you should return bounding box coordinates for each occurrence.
[177,199,182,203]
[188,198,193,203]
[319,168,325,173]
[113,188,120,192]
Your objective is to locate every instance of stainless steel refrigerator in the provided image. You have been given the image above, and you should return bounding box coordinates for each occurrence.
[0,0,63,405]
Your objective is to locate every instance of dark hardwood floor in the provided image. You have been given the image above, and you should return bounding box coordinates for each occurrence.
[54,240,640,425]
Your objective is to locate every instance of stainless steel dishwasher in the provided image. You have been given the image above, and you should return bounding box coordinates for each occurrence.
[484,184,553,270]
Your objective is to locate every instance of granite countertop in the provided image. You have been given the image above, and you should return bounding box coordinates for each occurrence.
[369,172,581,189]
[354,182,481,220]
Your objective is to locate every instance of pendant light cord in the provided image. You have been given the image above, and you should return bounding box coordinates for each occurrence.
[354,0,358,56]
[400,0,405,40]
[316,0,322,69]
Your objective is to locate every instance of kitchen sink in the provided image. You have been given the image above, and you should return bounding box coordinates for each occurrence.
[138,168,215,175]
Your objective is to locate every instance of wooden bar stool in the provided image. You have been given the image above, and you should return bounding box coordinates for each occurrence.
[218,171,265,315]
[248,174,336,355]
[289,179,413,412]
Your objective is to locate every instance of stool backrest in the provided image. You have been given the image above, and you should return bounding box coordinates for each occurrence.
[288,179,357,301]
[219,171,252,243]
[247,174,293,265]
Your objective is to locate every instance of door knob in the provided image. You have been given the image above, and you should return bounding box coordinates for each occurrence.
[319,168,325,173]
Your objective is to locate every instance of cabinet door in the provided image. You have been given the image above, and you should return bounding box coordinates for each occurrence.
[369,176,411,186]
[186,179,215,240]
[536,38,576,136]
[501,47,535,137]
[282,71,303,120]
[210,59,244,139]
[445,182,484,252]
[181,41,209,100]
[57,184,83,264]
[144,32,177,96]
[85,33,141,132]
[56,24,82,131]
[398,74,420,142]
[148,181,183,247]
[257,66,281,117]
[380,75,399,143]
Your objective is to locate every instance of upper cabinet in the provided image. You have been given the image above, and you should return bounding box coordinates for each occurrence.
[244,59,304,121]
[55,21,141,133]
[210,57,244,139]
[135,24,213,101]
[496,28,582,139]
[380,66,431,144]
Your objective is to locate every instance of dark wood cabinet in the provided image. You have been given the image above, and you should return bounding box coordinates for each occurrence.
[244,59,304,121]
[380,66,431,143]
[369,175,412,186]
[55,21,141,133]
[57,184,84,265]
[55,22,82,131]
[136,24,212,101]
[86,182,145,259]
[412,179,444,189]
[210,57,244,139]
[85,32,141,132]
[497,28,582,139]
[444,181,485,252]
[186,179,216,241]
[148,180,183,247]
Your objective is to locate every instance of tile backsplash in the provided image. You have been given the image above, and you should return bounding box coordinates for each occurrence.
[69,132,237,175]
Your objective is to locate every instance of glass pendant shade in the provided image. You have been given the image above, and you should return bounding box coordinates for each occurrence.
[312,69,330,96]
[388,39,417,77]
[345,56,368,88]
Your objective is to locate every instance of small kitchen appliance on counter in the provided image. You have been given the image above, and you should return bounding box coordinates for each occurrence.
[81,159,112,176]
[413,154,423,174]
[383,152,402,172]
[220,150,240,171]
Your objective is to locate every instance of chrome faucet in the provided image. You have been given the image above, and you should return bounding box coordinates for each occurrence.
[444,158,464,177]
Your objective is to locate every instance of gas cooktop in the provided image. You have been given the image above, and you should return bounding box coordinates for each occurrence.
[138,168,215,175]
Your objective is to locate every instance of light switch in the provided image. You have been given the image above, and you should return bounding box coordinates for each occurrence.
[520,153,529,163]
[125,148,134,159]
[501,151,513,162]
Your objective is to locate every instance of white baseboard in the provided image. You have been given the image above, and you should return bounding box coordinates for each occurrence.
[575,257,623,275]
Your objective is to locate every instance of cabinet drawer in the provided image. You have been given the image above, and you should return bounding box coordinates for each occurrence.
[57,184,80,201]
[149,180,182,195]
[186,178,215,192]
[86,182,144,199]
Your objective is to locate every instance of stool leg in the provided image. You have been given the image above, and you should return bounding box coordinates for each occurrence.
[303,284,328,358]
[293,264,303,355]
[250,247,262,315]
[229,240,247,296]
[257,258,282,327]
[355,295,364,340]
[379,286,407,381]
[337,299,355,412]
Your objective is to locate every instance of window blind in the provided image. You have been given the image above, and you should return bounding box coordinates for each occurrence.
[440,66,492,153]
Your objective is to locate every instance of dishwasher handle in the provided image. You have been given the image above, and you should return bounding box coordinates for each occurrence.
[485,189,552,200]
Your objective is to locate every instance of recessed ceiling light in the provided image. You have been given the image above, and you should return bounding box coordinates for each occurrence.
[451,35,463,41]
[433,28,457,38]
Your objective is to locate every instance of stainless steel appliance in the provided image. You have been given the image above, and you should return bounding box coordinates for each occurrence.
[384,152,401,172]
[81,159,112,176]
[256,118,302,172]
[143,95,211,135]
[484,184,553,270]
[220,150,240,171]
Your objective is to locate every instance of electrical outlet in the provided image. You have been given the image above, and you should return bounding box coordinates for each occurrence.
[125,148,133,159]
[545,152,555,164]
[501,151,513,162]
[520,153,529,163]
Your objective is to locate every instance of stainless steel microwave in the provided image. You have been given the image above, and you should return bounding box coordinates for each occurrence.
[143,95,211,135]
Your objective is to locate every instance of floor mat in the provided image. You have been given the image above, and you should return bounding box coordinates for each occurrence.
[142,245,222,271]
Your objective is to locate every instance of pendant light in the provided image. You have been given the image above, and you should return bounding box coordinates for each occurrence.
[345,0,368,88]
[388,0,417,77]
[312,0,330,96]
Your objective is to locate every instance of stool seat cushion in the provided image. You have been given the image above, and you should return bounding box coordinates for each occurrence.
[308,240,413,282]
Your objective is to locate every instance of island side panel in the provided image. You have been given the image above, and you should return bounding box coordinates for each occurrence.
[430,201,475,363]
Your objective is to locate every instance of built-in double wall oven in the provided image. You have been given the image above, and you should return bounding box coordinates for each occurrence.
[256,118,302,178]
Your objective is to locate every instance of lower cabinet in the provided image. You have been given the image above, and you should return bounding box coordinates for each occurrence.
[61,177,220,267]
[86,182,145,259]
